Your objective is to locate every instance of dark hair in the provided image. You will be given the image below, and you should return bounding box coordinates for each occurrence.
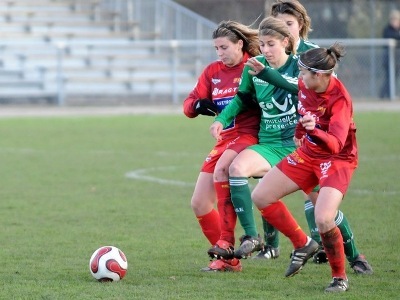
[270,0,312,39]
[212,20,261,57]
[299,42,346,73]
[258,16,296,54]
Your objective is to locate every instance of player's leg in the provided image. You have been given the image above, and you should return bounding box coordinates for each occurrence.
[207,148,240,260]
[304,190,329,263]
[228,148,270,258]
[191,171,220,245]
[308,190,372,273]
[252,166,318,277]
[254,210,280,259]
[334,210,373,274]
[315,187,348,292]
[252,145,296,260]
[207,135,258,262]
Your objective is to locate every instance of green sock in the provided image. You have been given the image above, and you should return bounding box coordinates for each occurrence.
[229,177,258,237]
[335,210,360,262]
[262,217,279,248]
[304,200,321,244]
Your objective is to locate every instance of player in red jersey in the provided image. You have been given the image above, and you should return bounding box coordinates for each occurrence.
[251,43,355,292]
[253,1,372,277]
[183,20,261,272]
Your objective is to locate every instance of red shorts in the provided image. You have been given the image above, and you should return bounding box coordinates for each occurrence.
[277,148,358,195]
[201,134,258,173]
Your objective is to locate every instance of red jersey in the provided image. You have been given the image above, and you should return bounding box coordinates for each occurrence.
[295,77,357,162]
[183,52,260,140]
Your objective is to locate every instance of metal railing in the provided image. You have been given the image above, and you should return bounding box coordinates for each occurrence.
[0,38,398,105]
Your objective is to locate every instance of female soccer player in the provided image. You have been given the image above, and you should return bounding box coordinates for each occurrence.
[253,0,319,261]
[251,43,356,292]
[209,16,319,262]
[253,0,372,277]
[183,20,261,272]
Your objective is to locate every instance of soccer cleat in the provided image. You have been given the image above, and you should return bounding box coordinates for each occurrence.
[200,258,242,272]
[350,254,373,275]
[207,240,235,260]
[234,234,264,259]
[313,247,328,264]
[324,277,349,292]
[253,245,280,259]
[285,237,319,277]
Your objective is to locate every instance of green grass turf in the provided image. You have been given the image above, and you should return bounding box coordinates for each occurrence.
[0,111,398,299]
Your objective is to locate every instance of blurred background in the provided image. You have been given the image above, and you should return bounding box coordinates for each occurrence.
[0,0,399,106]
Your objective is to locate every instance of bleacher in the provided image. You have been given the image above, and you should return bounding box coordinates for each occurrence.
[0,0,214,105]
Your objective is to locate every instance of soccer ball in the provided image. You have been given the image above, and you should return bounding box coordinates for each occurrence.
[89,246,128,282]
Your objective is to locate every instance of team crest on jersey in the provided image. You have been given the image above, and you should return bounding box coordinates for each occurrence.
[319,161,331,179]
[233,77,241,84]
[212,78,221,85]
[261,94,296,119]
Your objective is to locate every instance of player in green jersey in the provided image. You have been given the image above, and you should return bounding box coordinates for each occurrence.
[209,16,319,260]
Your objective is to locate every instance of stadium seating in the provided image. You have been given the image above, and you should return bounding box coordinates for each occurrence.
[0,0,198,105]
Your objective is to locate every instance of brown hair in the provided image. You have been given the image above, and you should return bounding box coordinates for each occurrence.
[258,16,296,54]
[212,20,261,57]
[299,42,346,73]
[270,0,312,39]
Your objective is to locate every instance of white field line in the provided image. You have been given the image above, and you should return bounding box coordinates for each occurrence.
[125,166,195,187]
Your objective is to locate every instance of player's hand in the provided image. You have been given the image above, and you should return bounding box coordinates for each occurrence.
[300,114,316,131]
[237,91,259,109]
[294,136,304,147]
[194,99,218,116]
[245,57,266,76]
[210,121,223,141]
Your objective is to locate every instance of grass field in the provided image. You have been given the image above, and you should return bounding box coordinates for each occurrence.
[0,110,398,299]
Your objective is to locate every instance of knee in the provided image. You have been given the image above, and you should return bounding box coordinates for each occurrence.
[213,165,228,182]
[251,188,273,209]
[190,197,205,216]
[191,195,212,216]
[228,160,244,177]
[315,214,334,232]
[251,189,263,207]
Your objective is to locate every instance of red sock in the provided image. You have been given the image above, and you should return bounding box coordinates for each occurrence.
[259,201,307,249]
[320,227,347,279]
[197,209,221,245]
[215,181,236,245]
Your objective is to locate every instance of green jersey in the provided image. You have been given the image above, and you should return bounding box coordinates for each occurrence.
[215,54,299,147]
[297,39,319,54]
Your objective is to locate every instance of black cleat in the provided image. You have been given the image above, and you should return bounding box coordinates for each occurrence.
[234,234,263,259]
[325,277,349,292]
[285,237,319,277]
[350,254,373,275]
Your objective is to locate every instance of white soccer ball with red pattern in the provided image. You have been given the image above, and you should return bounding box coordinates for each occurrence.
[89,246,128,282]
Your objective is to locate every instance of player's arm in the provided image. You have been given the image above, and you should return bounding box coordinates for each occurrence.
[256,67,298,94]
[183,67,217,118]
[305,99,352,154]
[214,94,244,128]
[246,56,298,94]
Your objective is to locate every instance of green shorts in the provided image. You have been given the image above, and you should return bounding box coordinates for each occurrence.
[247,144,295,167]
